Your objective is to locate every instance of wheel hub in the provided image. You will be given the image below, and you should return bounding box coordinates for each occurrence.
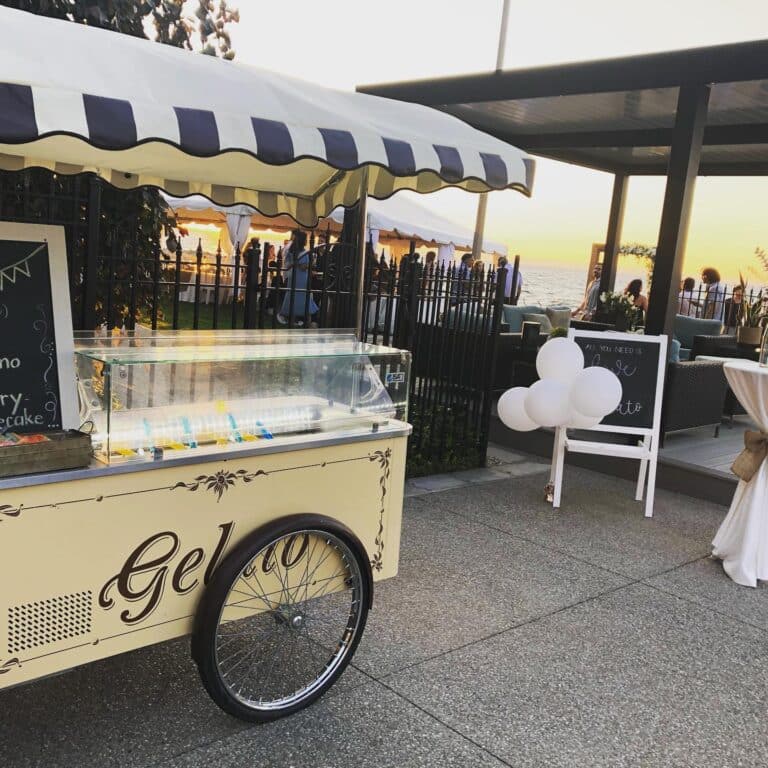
[273,607,305,630]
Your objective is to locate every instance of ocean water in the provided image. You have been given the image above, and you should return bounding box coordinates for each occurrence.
[516,264,641,309]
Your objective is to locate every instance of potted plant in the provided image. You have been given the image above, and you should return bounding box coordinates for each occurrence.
[736,289,766,346]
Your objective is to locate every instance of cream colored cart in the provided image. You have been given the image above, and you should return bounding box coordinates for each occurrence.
[0,330,410,722]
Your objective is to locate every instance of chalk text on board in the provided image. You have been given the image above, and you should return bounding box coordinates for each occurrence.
[0,357,21,369]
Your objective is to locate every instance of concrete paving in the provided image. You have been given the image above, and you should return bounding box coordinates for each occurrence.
[4,460,766,768]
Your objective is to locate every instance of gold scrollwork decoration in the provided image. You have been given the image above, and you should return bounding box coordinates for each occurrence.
[0,504,22,522]
[368,448,391,571]
[0,657,20,675]
[172,468,267,502]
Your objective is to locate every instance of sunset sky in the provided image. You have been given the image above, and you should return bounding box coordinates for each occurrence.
[231,0,768,285]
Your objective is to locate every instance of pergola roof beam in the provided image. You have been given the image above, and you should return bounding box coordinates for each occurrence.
[359,40,768,105]
[506,123,768,150]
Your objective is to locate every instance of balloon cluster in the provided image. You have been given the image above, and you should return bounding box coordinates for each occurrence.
[498,338,622,432]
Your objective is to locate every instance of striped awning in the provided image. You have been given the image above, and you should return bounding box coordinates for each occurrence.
[0,7,534,227]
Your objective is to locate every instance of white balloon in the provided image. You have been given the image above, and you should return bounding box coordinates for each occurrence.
[524,379,572,427]
[567,407,603,429]
[570,366,622,418]
[536,337,585,384]
[497,387,538,432]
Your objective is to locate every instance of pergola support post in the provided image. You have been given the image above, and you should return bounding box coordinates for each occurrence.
[645,84,710,335]
[599,172,628,295]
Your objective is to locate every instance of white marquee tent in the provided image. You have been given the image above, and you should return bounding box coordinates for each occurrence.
[164,193,508,258]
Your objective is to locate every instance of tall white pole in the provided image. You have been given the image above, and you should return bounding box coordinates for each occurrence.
[471,195,488,261]
[496,0,510,72]
[472,0,509,260]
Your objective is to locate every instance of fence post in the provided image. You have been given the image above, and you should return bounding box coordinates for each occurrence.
[478,267,508,467]
[150,236,161,330]
[406,256,419,349]
[231,241,242,329]
[257,241,270,329]
[243,238,261,329]
[193,238,203,330]
[510,254,520,305]
[83,176,101,329]
[172,239,182,329]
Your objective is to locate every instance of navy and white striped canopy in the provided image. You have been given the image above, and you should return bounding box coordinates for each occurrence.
[0,7,534,227]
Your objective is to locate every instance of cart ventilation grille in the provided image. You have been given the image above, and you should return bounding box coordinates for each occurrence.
[7,591,92,654]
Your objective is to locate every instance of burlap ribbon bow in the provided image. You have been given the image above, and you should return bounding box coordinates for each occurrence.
[731,430,768,482]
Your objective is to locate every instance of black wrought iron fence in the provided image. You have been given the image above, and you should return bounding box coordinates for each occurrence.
[119,242,509,475]
[1,167,510,476]
[676,283,767,328]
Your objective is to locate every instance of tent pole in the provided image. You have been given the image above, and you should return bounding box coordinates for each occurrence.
[355,168,370,340]
[471,192,488,261]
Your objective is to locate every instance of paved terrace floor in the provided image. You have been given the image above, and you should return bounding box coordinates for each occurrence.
[4,448,767,768]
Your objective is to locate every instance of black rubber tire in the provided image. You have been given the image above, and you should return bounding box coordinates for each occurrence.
[192,513,372,722]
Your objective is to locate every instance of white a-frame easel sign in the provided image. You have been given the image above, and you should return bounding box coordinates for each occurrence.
[551,330,668,517]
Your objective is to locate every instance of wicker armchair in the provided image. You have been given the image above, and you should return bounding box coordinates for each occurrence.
[689,334,747,417]
[690,334,738,360]
[660,360,729,444]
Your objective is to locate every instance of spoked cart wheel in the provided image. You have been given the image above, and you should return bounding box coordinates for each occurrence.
[192,515,372,722]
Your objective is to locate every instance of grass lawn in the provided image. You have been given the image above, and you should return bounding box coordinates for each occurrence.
[144,298,247,330]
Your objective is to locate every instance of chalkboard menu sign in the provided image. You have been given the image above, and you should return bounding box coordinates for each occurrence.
[0,224,77,434]
[572,333,663,430]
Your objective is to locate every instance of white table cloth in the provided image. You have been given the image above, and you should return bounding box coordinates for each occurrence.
[712,360,768,587]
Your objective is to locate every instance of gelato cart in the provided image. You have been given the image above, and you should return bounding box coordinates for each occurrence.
[0,330,411,721]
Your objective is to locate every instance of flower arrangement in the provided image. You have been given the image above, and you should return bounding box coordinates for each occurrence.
[599,291,640,330]
[600,291,635,316]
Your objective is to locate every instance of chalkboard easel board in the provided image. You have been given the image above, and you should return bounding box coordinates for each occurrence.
[0,224,77,433]
[554,329,668,517]
[570,331,666,432]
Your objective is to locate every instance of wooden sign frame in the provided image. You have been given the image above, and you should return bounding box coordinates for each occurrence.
[0,223,78,431]
[550,329,668,518]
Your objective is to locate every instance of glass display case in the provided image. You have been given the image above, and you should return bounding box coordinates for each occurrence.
[75,330,411,465]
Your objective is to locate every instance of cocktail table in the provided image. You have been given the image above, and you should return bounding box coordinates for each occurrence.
[711,360,768,586]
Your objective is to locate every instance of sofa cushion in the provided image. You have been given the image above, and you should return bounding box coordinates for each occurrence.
[545,307,571,330]
[668,337,681,363]
[673,314,723,350]
[443,302,497,332]
[502,304,544,333]
[523,312,553,333]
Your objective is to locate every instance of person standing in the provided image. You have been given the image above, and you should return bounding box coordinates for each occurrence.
[700,267,726,321]
[278,230,318,325]
[572,263,602,320]
[496,256,511,300]
[451,252,474,306]
[624,278,648,326]
[496,255,524,303]
[421,250,436,295]
[723,283,744,330]
[677,276,700,317]
[624,279,649,312]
